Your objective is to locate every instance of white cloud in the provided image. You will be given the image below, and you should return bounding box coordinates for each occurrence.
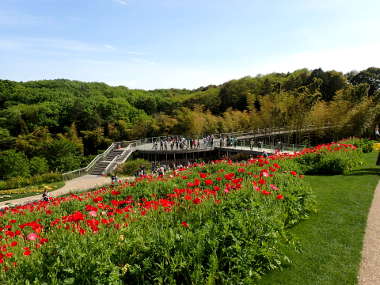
[1,38,379,90]
[127,51,146,56]
[113,0,128,5]
[0,38,106,53]
[104,44,115,50]
[0,37,142,56]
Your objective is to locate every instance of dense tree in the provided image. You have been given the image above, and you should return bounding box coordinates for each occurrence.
[308,69,347,101]
[46,137,82,172]
[0,128,14,150]
[0,67,378,177]
[349,67,380,96]
[0,150,30,179]
[29,157,49,176]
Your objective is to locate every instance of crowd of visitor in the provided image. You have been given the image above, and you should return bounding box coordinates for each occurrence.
[136,160,198,177]
[152,135,216,150]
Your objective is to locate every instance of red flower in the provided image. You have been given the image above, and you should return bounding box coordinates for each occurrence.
[276,194,284,200]
[192,198,201,204]
[181,221,189,228]
[10,241,17,247]
[39,238,49,244]
[23,250,31,256]
[290,171,297,176]
[5,252,13,258]
[93,196,103,203]
[199,173,207,178]
[184,195,192,201]
[224,173,235,180]
[204,179,213,185]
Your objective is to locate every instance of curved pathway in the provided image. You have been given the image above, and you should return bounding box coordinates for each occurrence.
[359,180,380,285]
[0,175,117,209]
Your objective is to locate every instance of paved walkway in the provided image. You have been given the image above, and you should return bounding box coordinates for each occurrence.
[0,175,114,209]
[359,180,380,285]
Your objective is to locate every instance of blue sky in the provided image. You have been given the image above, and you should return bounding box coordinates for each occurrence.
[0,0,379,89]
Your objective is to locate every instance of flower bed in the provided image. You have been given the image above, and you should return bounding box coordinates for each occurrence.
[0,143,357,283]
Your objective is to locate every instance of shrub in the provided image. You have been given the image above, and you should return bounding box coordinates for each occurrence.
[2,176,29,189]
[116,158,151,176]
[0,173,63,190]
[295,146,362,175]
[29,173,63,184]
[339,137,377,153]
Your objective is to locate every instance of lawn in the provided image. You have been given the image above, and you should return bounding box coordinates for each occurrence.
[258,151,380,285]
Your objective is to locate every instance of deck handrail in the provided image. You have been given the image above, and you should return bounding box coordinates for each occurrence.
[62,124,339,180]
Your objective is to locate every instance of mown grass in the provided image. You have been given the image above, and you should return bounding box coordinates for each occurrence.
[258,152,380,285]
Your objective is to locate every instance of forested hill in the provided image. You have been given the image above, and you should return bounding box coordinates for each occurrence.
[0,67,379,176]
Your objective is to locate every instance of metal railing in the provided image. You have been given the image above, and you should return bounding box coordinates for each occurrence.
[62,142,117,180]
[103,154,121,175]
[221,140,307,153]
[103,144,137,175]
[62,124,338,180]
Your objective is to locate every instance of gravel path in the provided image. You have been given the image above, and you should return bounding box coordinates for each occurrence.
[0,175,114,209]
[359,180,380,285]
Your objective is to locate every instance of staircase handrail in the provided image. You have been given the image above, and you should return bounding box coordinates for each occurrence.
[103,142,138,175]
[62,142,116,180]
[116,143,134,163]
[62,124,340,180]
[86,143,115,170]
[103,154,121,175]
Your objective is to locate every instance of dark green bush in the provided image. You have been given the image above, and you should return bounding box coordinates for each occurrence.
[0,173,63,190]
[29,172,63,184]
[340,137,377,153]
[295,148,362,175]
[116,158,151,176]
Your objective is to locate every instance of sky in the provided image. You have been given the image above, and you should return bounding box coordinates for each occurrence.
[0,0,379,90]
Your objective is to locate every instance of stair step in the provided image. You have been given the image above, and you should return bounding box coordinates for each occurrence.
[90,148,130,175]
